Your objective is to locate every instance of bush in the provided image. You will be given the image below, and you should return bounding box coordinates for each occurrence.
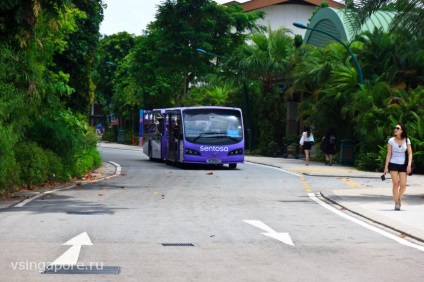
[257,140,279,157]
[0,125,19,190]
[282,135,299,146]
[74,148,102,178]
[101,125,118,142]
[355,152,382,172]
[15,141,49,188]
[45,150,67,182]
[27,110,101,177]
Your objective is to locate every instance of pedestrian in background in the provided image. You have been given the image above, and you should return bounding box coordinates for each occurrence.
[299,126,314,166]
[97,122,103,135]
[384,123,413,211]
[321,127,337,166]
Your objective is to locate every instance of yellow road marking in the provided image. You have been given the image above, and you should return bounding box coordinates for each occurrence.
[300,176,311,193]
[290,168,355,173]
[339,177,361,188]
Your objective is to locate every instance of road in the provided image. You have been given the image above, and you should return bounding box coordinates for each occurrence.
[0,146,423,281]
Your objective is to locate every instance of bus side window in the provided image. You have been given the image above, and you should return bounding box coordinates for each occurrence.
[143,114,151,135]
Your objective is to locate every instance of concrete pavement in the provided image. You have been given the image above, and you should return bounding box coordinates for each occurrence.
[2,141,424,243]
[245,155,424,243]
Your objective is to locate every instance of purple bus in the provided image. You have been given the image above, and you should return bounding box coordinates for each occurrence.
[142,106,244,169]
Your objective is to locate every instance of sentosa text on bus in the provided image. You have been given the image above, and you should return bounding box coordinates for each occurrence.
[140,106,244,169]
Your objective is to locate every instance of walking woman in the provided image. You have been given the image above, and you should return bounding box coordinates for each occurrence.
[300,126,314,166]
[384,123,413,211]
[321,127,337,166]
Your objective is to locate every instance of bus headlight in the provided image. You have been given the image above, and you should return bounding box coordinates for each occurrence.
[185,148,200,155]
[229,148,243,155]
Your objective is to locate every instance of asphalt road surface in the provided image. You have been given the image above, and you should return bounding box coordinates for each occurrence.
[0,146,423,281]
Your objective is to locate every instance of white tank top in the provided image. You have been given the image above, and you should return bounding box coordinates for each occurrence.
[388,137,411,165]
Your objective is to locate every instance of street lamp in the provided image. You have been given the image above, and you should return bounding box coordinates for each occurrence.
[293,22,364,85]
[196,48,226,60]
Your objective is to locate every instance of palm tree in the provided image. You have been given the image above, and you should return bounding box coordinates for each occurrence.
[225,25,296,151]
[344,0,424,38]
[232,26,295,94]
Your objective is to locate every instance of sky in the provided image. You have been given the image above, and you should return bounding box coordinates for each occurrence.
[100,0,246,36]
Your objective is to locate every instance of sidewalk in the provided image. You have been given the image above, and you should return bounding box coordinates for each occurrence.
[0,161,118,210]
[245,155,424,243]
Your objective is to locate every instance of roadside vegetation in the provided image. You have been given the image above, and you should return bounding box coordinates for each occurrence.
[0,1,103,195]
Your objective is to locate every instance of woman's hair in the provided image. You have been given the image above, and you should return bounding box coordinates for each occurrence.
[304,126,311,137]
[325,127,336,139]
[398,123,408,139]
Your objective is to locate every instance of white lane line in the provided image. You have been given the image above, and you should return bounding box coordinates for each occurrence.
[14,190,68,208]
[246,162,301,177]
[308,193,424,252]
[14,161,122,208]
[247,161,424,252]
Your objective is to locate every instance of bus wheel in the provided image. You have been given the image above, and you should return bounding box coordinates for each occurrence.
[229,163,237,169]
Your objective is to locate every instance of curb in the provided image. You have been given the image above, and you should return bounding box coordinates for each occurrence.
[319,192,424,244]
[1,161,120,209]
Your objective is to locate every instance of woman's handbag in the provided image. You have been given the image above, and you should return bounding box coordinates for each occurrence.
[299,134,304,146]
[308,134,315,146]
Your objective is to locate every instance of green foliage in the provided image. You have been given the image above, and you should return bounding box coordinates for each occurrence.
[101,126,118,142]
[282,135,299,145]
[54,0,104,114]
[27,110,100,176]
[0,1,105,192]
[14,140,68,188]
[74,148,102,178]
[225,26,295,149]
[345,0,424,39]
[257,138,279,157]
[15,141,49,188]
[293,23,424,172]
[0,125,19,189]
[355,152,381,172]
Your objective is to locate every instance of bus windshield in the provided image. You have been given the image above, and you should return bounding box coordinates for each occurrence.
[183,108,243,145]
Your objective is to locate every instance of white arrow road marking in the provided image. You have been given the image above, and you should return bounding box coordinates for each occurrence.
[244,220,294,246]
[50,232,93,266]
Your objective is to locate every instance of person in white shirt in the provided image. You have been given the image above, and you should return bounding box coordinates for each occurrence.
[384,123,413,211]
[300,126,314,166]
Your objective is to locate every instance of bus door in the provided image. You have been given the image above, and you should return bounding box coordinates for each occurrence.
[151,111,165,159]
[165,111,182,163]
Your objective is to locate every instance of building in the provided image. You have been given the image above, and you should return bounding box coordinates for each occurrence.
[223,0,344,36]
[303,7,395,47]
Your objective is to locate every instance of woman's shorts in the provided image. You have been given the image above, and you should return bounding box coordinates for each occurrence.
[303,141,313,150]
[388,162,407,173]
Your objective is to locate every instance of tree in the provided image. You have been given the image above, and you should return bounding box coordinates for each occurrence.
[0,0,72,47]
[344,0,424,38]
[95,32,136,113]
[226,26,295,151]
[0,1,103,190]
[149,0,264,105]
[53,0,105,114]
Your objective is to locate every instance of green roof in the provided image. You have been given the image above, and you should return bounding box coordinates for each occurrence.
[303,7,396,47]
